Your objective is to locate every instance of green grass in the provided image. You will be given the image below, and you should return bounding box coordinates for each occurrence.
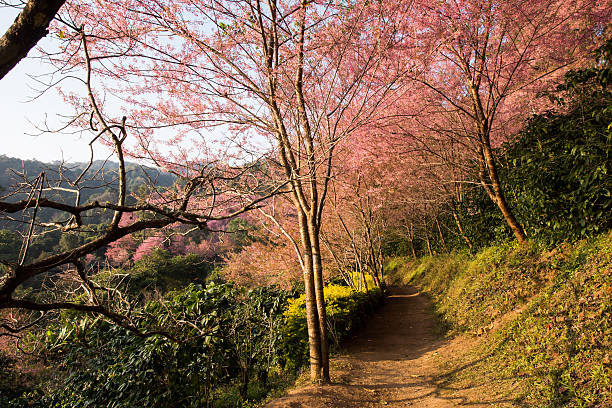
[388,232,612,407]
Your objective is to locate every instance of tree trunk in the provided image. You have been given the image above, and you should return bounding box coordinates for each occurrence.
[469,80,527,245]
[240,367,249,401]
[371,261,382,288]
[423,219,433,256]
[361,266,369,293]
[451,207,473,250]
[309,217,330,383]
[408,223,417,259]
[480,142,527,244]
[435,215,447,252]
[425,234,433,256]
[354,251,364,290]
[376,240,384,288]
[298,212,323,382]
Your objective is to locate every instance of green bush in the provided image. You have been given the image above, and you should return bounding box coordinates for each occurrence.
[127,249,215,293]
[457,39,612,248]
[5,277,384,407]
[281,284,383,371]
[0,350,35,406]
[9,282,292,408]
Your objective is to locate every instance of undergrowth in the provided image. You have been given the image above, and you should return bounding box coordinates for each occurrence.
[387,231,611,407]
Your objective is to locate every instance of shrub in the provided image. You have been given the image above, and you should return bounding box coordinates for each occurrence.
[10,282,292,408]
[281,284,383,371]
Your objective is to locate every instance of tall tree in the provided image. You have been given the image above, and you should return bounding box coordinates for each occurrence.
[0,29,276,339]
[59,0,403,381]
[391,0,609,244]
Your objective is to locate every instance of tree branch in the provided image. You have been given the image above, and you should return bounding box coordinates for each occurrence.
[0,0,65,79]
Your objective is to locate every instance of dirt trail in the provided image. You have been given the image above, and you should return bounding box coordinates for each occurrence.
[266,286,519,408]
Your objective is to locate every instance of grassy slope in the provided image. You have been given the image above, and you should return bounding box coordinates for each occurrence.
[386,231,611,407]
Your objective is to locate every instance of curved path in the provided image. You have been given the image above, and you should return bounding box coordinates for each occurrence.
[266,286,519,407]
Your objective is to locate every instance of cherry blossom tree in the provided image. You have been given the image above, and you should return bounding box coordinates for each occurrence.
[132,234,165,262]
[53,0,406,381]
[223,239,302,289]
[185,238,217,261]
[389,0,610,244]
[319,169,387,290]
[168,234,187,256]
[0,27,279,339]
[106,235,138,266]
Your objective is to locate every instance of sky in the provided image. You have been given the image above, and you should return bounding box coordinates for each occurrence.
[0,5,271,166]
[0,7,111,163]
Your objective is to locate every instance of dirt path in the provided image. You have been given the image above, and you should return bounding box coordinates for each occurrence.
[266,286,520,408]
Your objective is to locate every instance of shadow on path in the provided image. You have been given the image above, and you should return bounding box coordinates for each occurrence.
[343,286,441,360]
[266,286,523,408]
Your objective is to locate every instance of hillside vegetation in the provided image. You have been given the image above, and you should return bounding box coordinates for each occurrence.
[1,3,610,407]
[387,232,611,407]
[0,278,383,408]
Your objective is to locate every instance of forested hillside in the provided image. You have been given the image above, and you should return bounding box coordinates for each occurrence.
[0,155,175,223]
[0,155,176,266]
[0,155,175,187]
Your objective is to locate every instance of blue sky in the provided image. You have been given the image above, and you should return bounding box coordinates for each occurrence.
[0,6,271,166]
[0,7,105,163]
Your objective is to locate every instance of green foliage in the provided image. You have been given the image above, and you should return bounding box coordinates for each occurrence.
[501,88,612,243]
[44,283,234,408]
[0,350,34,406]
[7,279,383,407]
[10,282,292,408]
[347,271,377,290]
[456,38,612,248]
[390,231,612,406]
[0,229,20,276]
[457,187,512,247]
[380,231,412,257]
[281,284,383,371]
[0,229,20,262]
[122,249,215,294]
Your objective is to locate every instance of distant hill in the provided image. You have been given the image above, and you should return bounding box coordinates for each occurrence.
[0,156,177,265]
[0,155,176,228]
[0,155,175,196]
